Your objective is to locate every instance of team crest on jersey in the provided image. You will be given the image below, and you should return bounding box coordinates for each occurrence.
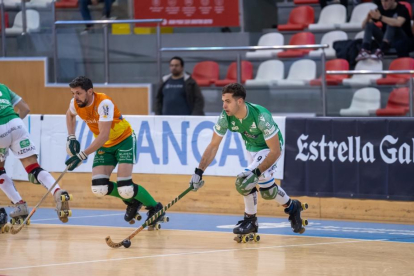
[231,121,239,130]
[244,131,258,139]
[97,150,105,155]
[250,122,256,129]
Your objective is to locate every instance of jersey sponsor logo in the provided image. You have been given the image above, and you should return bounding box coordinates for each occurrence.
[263,125,276,136]
[102,104,109,118]
[0,125,22,138]
[244,131,258,139]
[85,119,99,124]
[165,84,184,89]
[0,99,11,105]
[97,150,105,155]
[20,139,30,148]
[231,126,239,131]
[17,146,35,155]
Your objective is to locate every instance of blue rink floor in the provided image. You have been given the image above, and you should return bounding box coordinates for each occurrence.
[6,207,414,243]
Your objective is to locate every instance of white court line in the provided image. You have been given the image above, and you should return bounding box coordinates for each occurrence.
[0,238,387,272]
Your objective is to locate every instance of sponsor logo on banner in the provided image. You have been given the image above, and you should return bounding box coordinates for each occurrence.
[215,0,223,5]
[152,0,161,6]
[296,134,414,164]
[168,0,177,6]
[185,0,193,6]
[201,0,210,6]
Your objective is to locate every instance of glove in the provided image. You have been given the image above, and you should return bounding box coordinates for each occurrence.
[65,151,88,171]
[66,134,80,156]
[189,168,205,192]
[235,168,261,195]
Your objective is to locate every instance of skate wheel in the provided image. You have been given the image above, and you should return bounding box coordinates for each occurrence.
[61,217,69,223]
[234,236,242,243]
[18,218,24,225]
[254,234,260,242]
[248,233,254,241]
[242,235,249,243]
[164,216,170,223]
[129,219,136,225]
[155,223,161,230]
[302,219,308,226]
[59,211,65,217]
[302,203,308,210]
[135,214,142,221]
[67,210,72,217]
[68,194,73,201]
[26,219,30,226]
[10,218,15,225]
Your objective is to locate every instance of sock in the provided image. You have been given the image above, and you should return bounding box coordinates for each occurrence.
[275,185,290,206]
[243,190,258,215]
[133,184,157,207]
[0,172,22,203]
[37,170,60,195]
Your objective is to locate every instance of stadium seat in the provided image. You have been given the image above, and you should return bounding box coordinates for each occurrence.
[376,88,410,116]
[376,58,414,85]
[3,0,20,8]
[277,32,315,58]
[308,31,348,58]
[309,5,347,31]
[400,1,412,18]
[278,6,314,31]
[337,3,377,30]
[245,60,284,87]
[55,0,78,8]
[215,61,253,86]
[340,87,381,116]
[192,61,219,87]
[274,59,316,86]
[26,0,52,8]
[354,31,364,39]
[294,0,318,4]
[6,10,40,35]
[310,59,349,86]
[342,59,382,86]
[246,33,284,59]
[0,13,10,30]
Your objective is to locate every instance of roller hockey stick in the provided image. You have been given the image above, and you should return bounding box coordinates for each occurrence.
[10,167,69,235]
[105,185,193,248]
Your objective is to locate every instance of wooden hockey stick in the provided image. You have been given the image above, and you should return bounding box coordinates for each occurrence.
[10,167,69,235]
[105,185,194,248]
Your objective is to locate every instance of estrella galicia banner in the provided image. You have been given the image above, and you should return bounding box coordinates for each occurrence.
[282,118,414,201]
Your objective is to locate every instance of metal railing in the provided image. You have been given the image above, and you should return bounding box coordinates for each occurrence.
[327,69,414,117]
[53,18,163,84]
[161,44,329,115]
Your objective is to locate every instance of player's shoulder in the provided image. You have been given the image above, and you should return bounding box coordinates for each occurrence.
[247,102,272,119]
[0,83,11,95]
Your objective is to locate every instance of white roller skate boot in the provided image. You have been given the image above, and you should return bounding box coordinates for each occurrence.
[54,189,73,223]
[9,200,30,226]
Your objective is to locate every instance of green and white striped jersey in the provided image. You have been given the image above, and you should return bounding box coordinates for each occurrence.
[0,84,21,125]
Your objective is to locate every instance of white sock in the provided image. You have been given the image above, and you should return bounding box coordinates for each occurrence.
[0,173,22,203]
[275,185,290,205]
[244,191,258,215]
[37,170,60,195]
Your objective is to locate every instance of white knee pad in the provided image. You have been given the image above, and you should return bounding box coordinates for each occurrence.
[118,185,134,199]
[91,185,108,198]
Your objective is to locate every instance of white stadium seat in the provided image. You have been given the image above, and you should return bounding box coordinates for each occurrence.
[275,59,316,86]
[6,10,40,35]
[245,60,284,86]
[342,59,383,87]
[340,87,381,116]
[336,3,377,31]
[309,4,347,31]
[309,31,348,58]
[246,33,284,59]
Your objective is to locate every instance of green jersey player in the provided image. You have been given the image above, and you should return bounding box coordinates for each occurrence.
[0,83,72,228]
[189,83,308,242]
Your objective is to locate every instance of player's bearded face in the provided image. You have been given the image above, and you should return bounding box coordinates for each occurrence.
[71,87,92,108]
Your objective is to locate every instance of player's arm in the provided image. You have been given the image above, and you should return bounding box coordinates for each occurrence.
[198,132,223,171]
[14,99,30,119]
[83,121,111,155]
[257,135,281,173]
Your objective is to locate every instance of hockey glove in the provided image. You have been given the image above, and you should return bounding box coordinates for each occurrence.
[190,168,205,192]
[65,151,88,171]
[235,168,261,196]
[66,134,80,156]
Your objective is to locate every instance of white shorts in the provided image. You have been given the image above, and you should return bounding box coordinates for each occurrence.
[246,149,282,188]
[0,117,37,161]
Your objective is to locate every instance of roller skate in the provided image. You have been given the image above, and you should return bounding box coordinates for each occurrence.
[145,202,169,231]
[233,213,260,243]
[284,199,308,234]
[0,208,11,233]
[9,200,30,226]
[54,189,73,223]
[123,199,143,225]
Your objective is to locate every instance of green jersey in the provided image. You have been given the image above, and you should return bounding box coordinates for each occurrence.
[214,102,284,152]
[0,84,21,125]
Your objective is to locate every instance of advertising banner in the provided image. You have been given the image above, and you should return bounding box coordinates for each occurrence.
[135,0,240,27]
[282,118,414,201]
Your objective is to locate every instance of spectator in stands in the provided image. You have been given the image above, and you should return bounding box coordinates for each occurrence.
[79,0,116,34]
[155,57,205,116]
[356,0,412,60]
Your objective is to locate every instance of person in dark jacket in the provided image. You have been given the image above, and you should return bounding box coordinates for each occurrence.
[155,57,205,116]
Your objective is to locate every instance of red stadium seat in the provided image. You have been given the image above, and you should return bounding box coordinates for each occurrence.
[55,0,78,9]
[310,59,349,86]
[192,61,219,87]
[278,6,314,31]
[277,32,315,58]
[0,13,9,30]
[294,0,318,4]
[376,58,414,85]
[376,88,410,116]
[215,61,253,86]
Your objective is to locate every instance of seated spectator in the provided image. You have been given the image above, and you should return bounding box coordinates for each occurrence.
[356,0,412,60]
[155,57,205,116]
[80,0,116,34]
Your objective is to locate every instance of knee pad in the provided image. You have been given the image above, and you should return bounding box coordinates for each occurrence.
[259,184,278,200]
[91,178,113,198]
[28,167,44,185]
[117,179,137,199]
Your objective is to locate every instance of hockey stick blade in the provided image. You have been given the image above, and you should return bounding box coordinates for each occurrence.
[10,167,69,235]
[105,186,193,248]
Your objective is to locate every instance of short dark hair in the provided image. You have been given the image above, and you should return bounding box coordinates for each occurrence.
[170,56,184,67]
[222,83,246,100]
[69,76,93,91]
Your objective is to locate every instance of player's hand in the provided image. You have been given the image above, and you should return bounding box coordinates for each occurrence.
[235,168,261,195]
[66,134,80,156]
[189,168,204,192]
[65,151,87,171]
